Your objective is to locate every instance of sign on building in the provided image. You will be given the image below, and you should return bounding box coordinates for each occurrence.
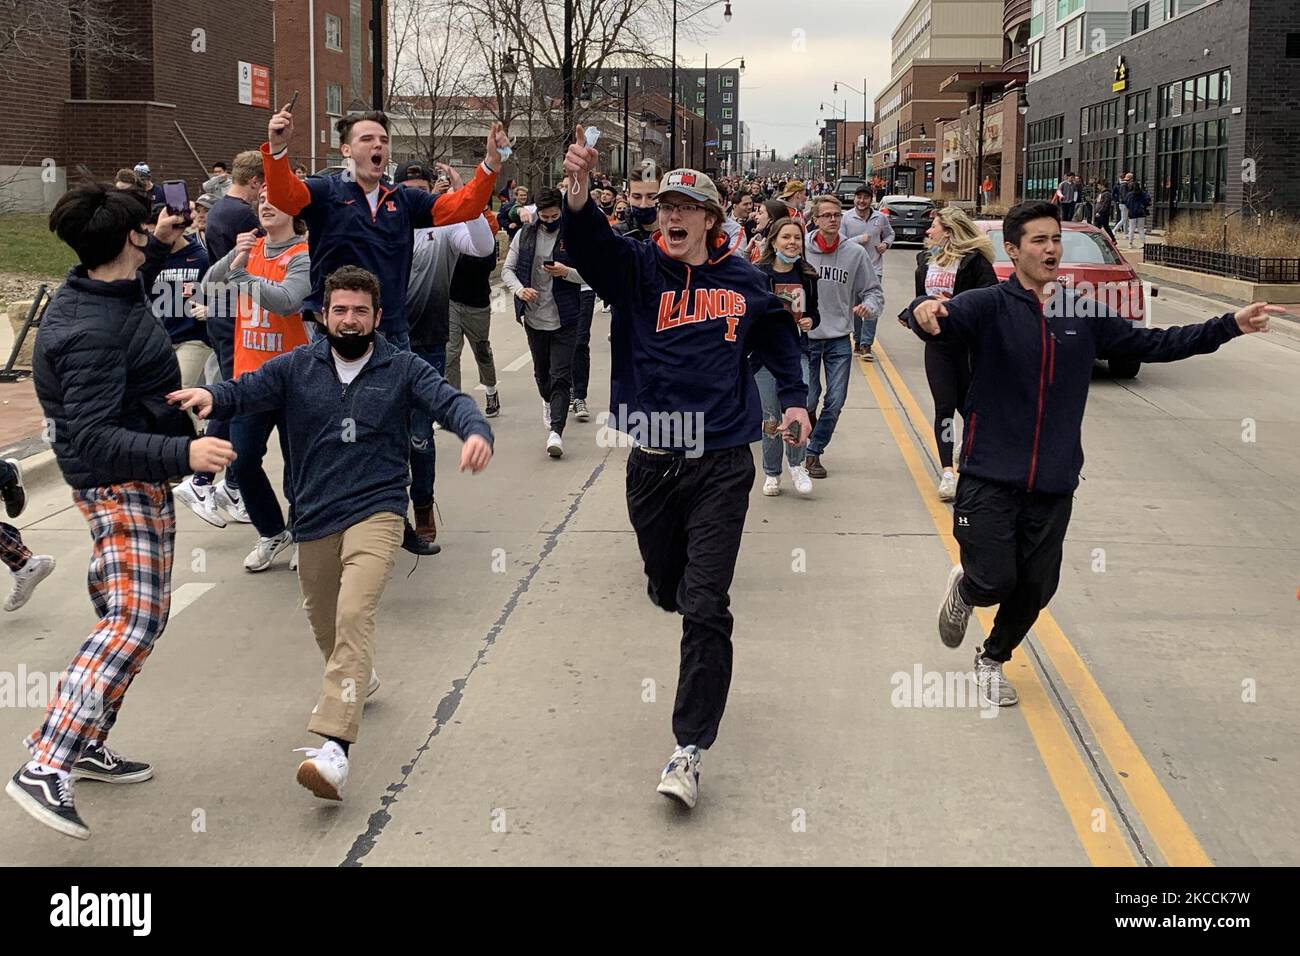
[238,61,271,108]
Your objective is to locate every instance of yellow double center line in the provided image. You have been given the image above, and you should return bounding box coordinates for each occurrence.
[858,340,1211,867]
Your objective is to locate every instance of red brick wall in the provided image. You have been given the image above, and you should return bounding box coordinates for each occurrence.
[0,4,72,167]
[274,0,386,173]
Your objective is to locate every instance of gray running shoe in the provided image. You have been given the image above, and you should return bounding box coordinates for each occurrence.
[975,651,1019,707]
[938,565,973,648]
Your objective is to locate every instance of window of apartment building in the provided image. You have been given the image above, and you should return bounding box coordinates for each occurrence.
[722,92,733,103]
[325,14,342,51]
[723,75,734,87]
[695,108,705,116]
[1131,2,1150,35]
[326,82,342,115]
[1060,25,1069,61]
[723,124,733,134]
[1031,41,1041,74]
[697,92,705,103]
[1057,0,1084,18]
[697,76,705,87]
[1081,98,1119,136]
[1027,147,1065,199]
[1075,17,1085,53]
[1165,0,1177,19]
[1027,114,1065,147]
[1030,0,1044,37]
[722,108,733,119]
[1159,68,1230,118]
[723,140,733,151]
[1156,117,1228,210]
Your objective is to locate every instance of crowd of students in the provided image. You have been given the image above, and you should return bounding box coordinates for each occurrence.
[3,112,1280,836]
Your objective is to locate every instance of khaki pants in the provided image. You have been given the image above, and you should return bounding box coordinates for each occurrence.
[174,340,214,432]
[446,301,497,392]
[297,511,404,742]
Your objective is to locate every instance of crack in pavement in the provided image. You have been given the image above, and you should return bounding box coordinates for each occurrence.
[339,451,611,867]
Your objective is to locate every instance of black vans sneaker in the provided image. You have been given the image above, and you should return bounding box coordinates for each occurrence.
[71,741,154,784]
[6,764,90,839]
[1,458,26,519]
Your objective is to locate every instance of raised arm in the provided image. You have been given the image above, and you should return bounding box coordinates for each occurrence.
[1094,301,1281,363]
[560,124,644,308]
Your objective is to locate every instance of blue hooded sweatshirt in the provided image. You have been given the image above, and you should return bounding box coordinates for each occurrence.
[561,196,805,454]
[204,334,492,541]
[902,275,1242,494]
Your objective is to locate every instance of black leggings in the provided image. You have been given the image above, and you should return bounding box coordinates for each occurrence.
[924,342,972,469]
[1094,213,1115,241]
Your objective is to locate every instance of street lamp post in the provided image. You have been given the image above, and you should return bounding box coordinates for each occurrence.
[833,79,869,178]
[671,1,733,170]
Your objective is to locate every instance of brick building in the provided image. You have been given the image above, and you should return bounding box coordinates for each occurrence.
[1022,0,1300,226]
[272,0,387,174]
[871,0,1008,198]
[0,0,275,212]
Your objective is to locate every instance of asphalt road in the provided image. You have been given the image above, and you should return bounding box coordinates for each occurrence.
[1,248,1296,865]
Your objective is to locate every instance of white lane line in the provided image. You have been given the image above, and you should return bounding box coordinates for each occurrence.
[170,582,215,618]
[503,350,533,373]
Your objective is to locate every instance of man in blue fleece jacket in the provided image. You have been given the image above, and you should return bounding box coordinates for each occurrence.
[902,200,1282,709]
[169,266,494,803]
[562,126,810,810]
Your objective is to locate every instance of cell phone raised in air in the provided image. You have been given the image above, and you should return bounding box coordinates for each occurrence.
[162,180,192,225]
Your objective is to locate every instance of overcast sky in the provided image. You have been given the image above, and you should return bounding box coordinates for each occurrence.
[676,0,916,155]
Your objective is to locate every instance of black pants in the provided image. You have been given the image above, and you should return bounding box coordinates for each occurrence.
[953,474,1073,663]
[525,322,577,436]
[1060,201,1077,222]
[924,342,972,470]
[574,289,596,401]
[626,445,755,749]
[1094,213,1115,241]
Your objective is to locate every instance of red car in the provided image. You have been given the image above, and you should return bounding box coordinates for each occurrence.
[976,220,1158,380]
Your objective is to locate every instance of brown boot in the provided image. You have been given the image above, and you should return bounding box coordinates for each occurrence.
[805,455,827,479]
[414,503,437,544]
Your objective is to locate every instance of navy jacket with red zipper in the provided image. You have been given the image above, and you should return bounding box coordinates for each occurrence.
[561,195,806,453]
[260,143,497,337]
[902,275,1242,495]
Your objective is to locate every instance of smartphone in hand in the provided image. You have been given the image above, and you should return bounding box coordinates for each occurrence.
[162,180,193,225]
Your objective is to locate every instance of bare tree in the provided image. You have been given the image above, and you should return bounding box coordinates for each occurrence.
[0,0,144,84]
[385,0,477,163]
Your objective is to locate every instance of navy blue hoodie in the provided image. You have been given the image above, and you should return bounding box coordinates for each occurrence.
[903,276,1242,494]
[561,197,806,453]
[204,335,492,541]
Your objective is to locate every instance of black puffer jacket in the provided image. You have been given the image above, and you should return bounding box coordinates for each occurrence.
[34,240,196,490]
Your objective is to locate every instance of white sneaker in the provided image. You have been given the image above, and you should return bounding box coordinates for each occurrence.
[174,477,227,528]
[294,741,348,801]
[546,431,563,458]
[656,745,701,809]
[367,668,381,699]
[938,470,958,501]
[789,463,813,495]
[243,530,292,572]
[212,480,251,523]
[4,555,55,612]
[762,475,781,496]
[542,399,552,429]
[289,544,300,571]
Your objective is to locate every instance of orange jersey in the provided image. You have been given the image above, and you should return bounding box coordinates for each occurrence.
[233,237,311,378]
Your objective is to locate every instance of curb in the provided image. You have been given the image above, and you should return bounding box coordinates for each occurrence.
[6,448,63,496]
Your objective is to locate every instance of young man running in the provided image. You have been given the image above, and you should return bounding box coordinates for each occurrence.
[803,195,884,478]
[562,129,811,809]
[8,185,235,839]
[904,200,1281,707]
[261,106,507,552]
[839,184,894,356]
[503,187,586,459]
[170,266,493,801]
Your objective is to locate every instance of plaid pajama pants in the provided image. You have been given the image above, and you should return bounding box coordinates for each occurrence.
[1,522,31,572]
[25,482,175,772]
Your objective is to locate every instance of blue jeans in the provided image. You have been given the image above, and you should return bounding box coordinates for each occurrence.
[409,343,446,509]
[804,335,853,457]
[228,408,292,537]
[853,313,879,349]
[754,360,809,477]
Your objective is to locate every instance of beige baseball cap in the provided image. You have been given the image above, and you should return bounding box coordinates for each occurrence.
[658,168,722,206]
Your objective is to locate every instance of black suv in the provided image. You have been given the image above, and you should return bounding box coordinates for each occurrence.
[832,178,867,205]
[879,194,936,244]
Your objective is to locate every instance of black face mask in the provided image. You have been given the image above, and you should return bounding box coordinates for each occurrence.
[328,329,375,360]
[597,200,614,213]
[541,218,561,232]
[632,205,657,227]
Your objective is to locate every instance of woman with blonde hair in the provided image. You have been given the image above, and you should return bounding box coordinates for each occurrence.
[911,205,998,500]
